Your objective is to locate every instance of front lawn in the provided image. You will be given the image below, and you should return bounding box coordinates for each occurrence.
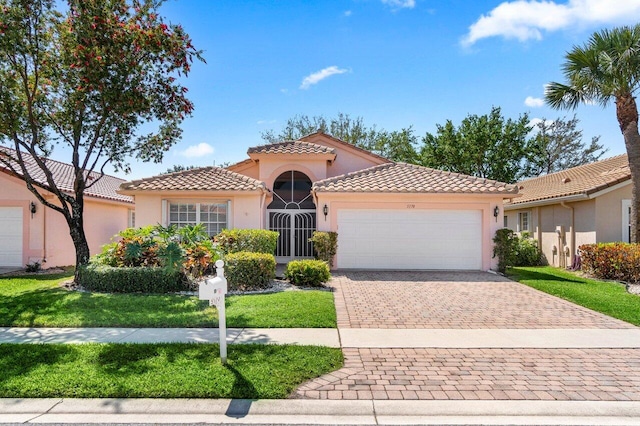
[0,343,342,398]
[508,266,640,326]
[0,273,336,328]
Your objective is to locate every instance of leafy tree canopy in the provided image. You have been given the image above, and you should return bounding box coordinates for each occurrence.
[0,0,203,274]
[420,107,532,183]
[524,115,607,177]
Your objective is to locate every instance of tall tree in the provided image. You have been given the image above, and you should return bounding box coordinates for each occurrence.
[545,25,640,242]
[420,107,531,183]
[261,113,419,162]
[524,116,607,177]
[0,0,202,278]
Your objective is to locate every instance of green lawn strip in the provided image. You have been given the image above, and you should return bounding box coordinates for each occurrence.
[508,266,640,326]
[0,273,336,328]
[0,343,343,398]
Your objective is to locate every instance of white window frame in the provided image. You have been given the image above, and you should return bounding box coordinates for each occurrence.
[165,200,230,236]
[622,199,631,243]
[128,209,135,228]
[517,212,530,232]
[503,215,508,228]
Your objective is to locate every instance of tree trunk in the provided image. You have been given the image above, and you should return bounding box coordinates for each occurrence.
[617,93,640,243]
[67,203,90,283]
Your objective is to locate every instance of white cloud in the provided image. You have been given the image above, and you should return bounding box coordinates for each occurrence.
[344,10,352,17]
[179,143,214,158]
[300,66,348,90]
[381,0,416,9]
[257,119,276,125]
[462,0,640,47]
[525,96,545,107]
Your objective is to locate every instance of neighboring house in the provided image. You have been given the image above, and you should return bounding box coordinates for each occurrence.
[504,154,631,268]
[0,150,134,268]
[119,132,517,270]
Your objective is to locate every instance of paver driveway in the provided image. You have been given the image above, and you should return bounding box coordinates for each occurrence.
[330,271,634,329]
[294,270,640,401]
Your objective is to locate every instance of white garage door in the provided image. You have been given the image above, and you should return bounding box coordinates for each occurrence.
[0,207,23,267]
[337,209,482,270]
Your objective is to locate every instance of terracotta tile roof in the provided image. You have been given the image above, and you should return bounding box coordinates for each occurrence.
[300,131,390,163]
[0,148,133,203]
[247,140,336,156]
[313,162,518,194]
[119,166,266,192]
[506,154,630,206]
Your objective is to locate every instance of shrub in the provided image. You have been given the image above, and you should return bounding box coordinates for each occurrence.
[216,229,279,254]
[224,251,276,291]
[77,264,185,293]
[309,231,338,267]
[580,243,640,283]
[492,228,518,273]
[92,224,219,280]
[25,261,42,273]
[513,232,545,267]
[284,260,331,287]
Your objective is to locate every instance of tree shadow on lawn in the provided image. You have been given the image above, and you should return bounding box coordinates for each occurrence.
[0,344,72,388]
[508,268,586,285]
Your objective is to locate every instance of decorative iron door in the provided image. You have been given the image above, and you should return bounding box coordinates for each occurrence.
[269,210,316,263]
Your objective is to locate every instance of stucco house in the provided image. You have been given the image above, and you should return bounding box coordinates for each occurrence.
[119,132,518,270]
[503,154,631,268]
[0,151,134,268]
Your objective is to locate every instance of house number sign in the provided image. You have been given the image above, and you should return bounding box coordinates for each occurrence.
[198,259,228,364]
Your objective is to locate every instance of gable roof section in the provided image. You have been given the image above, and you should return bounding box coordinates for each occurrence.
[506,154,630,206]
[247,140,336,156]
[313,162,518,194]
[0,147,133,203]
[119,166,266,193]
[300,131,390,164]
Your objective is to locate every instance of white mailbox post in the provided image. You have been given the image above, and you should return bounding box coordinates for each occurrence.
[199,259,228,364]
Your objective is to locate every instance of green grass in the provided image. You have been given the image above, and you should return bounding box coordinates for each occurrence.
[0,273,336,328]
[0,343,343,398]
[508,266,640,326]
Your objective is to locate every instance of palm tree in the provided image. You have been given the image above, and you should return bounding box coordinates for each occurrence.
[546,25,640,243]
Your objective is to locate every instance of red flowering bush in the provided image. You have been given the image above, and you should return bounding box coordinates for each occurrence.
[579,243,640,283]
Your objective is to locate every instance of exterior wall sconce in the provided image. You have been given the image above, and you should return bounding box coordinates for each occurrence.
[323,204,328,221]
[493,205,499,222]
[30,201,37,218]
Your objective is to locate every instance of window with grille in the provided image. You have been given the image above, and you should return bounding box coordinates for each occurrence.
[518,212,529,232]
[168,202,227,236]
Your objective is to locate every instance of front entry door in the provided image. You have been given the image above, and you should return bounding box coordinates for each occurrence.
[269,210,316,263]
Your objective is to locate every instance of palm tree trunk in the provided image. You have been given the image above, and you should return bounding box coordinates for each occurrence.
[617,94,640,243]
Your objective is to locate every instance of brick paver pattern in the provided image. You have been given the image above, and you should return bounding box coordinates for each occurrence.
[331,271,634,329]
[294,348,640,400]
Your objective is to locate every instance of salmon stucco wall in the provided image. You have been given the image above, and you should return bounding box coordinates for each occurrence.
[315,192,505,271]
[0,172,131,267]
[132,192,264,231]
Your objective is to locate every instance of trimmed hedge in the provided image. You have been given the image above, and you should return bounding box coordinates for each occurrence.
[309,231,338,267]
[224,251,276,291]
[284,260,331,287]
[216,229,279,255]
[77,264,185,293]
[579,243,640,283]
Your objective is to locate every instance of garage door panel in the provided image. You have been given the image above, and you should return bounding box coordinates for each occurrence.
[337,209,482,270]
[0,207,23,267]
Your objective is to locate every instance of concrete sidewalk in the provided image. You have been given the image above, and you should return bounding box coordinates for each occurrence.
[4,326,640,349]
[0,327,340,347]
[3,398,640,425]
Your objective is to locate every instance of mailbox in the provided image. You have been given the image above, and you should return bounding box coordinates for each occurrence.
[198,260,228,301]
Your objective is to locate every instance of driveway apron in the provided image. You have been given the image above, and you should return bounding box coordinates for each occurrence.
[294,271,640,401]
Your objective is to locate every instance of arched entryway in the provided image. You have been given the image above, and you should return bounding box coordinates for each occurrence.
[268,171,316,263]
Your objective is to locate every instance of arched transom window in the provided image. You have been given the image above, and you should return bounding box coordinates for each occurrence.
[268,171,315,209]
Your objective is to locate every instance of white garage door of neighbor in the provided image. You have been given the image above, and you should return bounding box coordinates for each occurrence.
[0,207,23,267]
[337,209,482,270]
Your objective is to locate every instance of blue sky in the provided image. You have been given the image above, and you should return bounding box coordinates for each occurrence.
[74,0,640,180]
